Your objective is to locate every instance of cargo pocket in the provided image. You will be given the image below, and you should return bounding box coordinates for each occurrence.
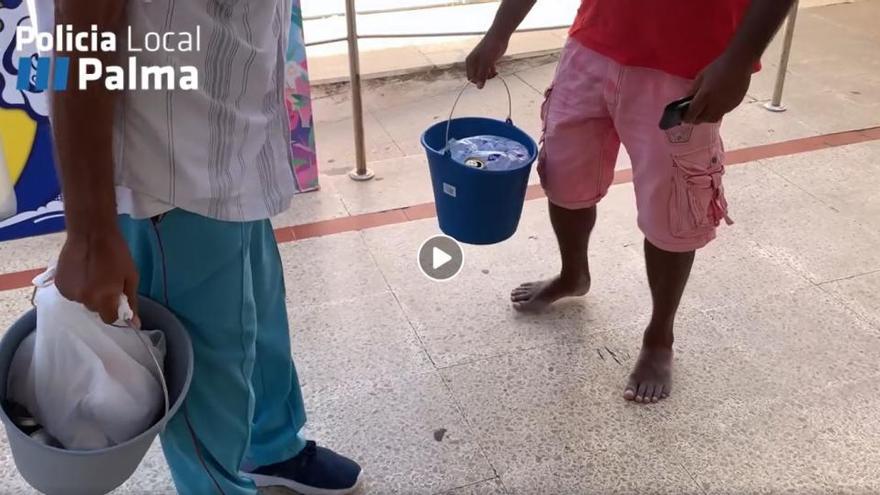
[669,142,733,238]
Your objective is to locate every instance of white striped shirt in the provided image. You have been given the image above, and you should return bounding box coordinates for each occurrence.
[114,0,296,221]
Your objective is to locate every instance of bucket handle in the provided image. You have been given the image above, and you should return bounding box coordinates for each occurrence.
[116,299,171,425]
[444,75,514,149]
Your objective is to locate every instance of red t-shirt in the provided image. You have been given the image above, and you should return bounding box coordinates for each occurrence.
[569,0,752,79]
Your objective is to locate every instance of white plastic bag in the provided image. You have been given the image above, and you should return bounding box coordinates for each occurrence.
[7,266,166,450]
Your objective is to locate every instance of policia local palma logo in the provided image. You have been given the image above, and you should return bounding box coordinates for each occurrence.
[16,24,200,91]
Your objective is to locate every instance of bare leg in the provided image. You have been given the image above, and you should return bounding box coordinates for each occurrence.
[624,239,694,404]
[511,201,595,311]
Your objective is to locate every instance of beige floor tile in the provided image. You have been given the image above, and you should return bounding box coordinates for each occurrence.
[441,340,670,475]
[271,181,350,229]
[702,286,880,396]
[289,291,433,388]
[762,142,880,234]
[785,10,880,79]
[327,155,435,216]
[510,59,557,94]
[309,47,435,83]
[301,371,494,495]
[821,269,880,329]
[675,374,880,494]
[673,401,839,495]
[0,233,62,276]
[679,231,813,313]
[114,442,175,494]
[794,377,880,494]
[439,479,508,495]
[423,48,471,68]
[721,99,821,149]
[0,288,33,335]
[0,434,37,493]
[814,0,880,40]
[313,110,406,171]
[500,451,702,495]
[279,232,390,307]
[724,163,880,283]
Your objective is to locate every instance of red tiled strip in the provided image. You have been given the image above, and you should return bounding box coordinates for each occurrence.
[1,126,879,292]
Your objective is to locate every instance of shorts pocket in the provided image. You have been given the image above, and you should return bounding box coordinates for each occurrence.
[669,143,733,238]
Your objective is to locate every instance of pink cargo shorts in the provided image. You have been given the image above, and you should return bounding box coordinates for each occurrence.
[538,39,733,252]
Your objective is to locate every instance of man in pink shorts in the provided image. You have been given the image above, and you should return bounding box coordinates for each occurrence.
[467,0,795,404]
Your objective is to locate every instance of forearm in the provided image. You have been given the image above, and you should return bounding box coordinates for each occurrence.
[486,0,537,40]
[724,0,797,65]
[52,0,125,233]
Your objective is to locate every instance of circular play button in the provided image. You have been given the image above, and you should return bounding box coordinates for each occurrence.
[418,235,464,282]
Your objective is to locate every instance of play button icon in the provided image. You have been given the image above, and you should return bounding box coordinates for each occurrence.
[432,247,453,270]
[419,235,464,281]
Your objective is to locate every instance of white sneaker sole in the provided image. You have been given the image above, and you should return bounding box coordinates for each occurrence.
[249,470,363,495]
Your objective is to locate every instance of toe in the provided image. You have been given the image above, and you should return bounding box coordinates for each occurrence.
[513,283,535,293]
[635,383,648,403]
[623,378,637,401]
[511,292,531,302]
[644,385,656,403]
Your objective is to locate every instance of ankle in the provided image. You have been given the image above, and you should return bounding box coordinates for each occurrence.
[643,322,674,349]
[559,268,590,286]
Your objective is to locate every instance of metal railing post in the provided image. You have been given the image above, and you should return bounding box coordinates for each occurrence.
[345,0,374,181]
[764,0,799,112]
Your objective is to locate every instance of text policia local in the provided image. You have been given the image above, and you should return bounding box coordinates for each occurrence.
[16,25,201,91]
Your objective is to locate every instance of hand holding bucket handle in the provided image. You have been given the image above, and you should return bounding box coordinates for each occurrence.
[444,76,514,151]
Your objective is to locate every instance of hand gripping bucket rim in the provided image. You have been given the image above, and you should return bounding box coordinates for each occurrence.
[0,295,194,495]
[421,77,538,245]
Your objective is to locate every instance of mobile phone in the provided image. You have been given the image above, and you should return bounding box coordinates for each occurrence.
[659,96,693,130]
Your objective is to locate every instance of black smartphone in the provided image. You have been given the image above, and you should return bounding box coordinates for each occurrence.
[659,96,693,130]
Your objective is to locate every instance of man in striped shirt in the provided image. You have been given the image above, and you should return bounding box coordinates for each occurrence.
[51,1,362,494]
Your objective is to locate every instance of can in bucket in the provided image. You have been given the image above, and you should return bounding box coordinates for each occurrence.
[464,157,485,169]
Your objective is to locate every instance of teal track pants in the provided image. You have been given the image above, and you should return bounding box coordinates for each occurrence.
[120,209,307,495]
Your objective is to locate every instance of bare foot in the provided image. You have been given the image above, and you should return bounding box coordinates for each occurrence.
[623,346,673,404]
[510,275,590,312]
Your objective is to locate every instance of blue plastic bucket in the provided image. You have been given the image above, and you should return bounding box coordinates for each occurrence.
[421,79,538,245]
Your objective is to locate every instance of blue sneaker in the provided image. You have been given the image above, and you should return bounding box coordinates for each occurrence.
[245,441,363,495]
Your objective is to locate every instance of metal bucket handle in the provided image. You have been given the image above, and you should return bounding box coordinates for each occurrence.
[113,296,170,426]
[444,75,514,151]
[124,320,171,425]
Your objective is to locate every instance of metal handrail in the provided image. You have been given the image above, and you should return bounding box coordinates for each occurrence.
[765,0,799,112]
[305,24,570,47]
[304,0,496,22]
[345,0,374,181]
